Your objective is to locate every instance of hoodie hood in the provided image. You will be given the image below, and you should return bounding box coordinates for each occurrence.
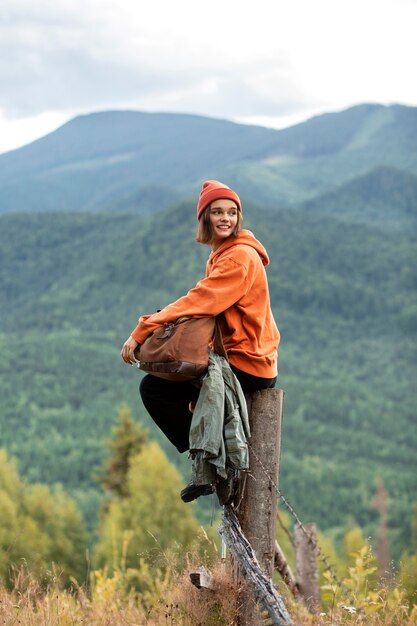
[210,229,270,267]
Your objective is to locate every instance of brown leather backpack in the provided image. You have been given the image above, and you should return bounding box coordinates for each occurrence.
[134,316,227,381]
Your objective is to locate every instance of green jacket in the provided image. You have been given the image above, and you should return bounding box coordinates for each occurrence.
[189,352,250,485]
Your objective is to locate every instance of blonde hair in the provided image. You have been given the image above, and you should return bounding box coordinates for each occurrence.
[196,204,243,245]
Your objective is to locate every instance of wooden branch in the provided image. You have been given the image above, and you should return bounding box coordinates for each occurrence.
[274,540,299,599]
[220,506,294,626]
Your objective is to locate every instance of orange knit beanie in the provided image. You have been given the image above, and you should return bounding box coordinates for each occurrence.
[197,180,242,220]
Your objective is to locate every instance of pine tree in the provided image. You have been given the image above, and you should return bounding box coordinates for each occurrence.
[96,403,148,498]
[94,441,200,571]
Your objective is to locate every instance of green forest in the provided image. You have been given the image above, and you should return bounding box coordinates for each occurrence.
[1,197,416,561]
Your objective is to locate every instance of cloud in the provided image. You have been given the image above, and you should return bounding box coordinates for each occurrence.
[0,0,416,146]
[0,0,184,117]
[0,0,324,120]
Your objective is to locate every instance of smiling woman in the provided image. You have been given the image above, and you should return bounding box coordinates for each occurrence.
[120,179,280,501]
[195,184,242,246]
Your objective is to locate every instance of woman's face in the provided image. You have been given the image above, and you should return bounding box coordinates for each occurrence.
[209,199,239,248]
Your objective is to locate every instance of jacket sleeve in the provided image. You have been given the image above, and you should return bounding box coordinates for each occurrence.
[131,256,248,343]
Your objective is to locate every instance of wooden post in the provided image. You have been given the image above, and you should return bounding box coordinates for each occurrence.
[294,523,320,614]
[234,388,284,625]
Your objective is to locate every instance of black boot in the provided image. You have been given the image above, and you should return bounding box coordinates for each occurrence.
[216,469,238,506]
[180,481,214,503]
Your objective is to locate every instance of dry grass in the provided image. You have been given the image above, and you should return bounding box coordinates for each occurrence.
[284,594,417,626]
[0,559,416,626]
[0,559,239,626]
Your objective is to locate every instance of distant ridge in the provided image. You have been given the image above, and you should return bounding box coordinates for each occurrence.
[0,103,416,214]
[301,165,417,229]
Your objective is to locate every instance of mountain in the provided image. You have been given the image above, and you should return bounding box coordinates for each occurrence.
[0,111,274,212]
[0,104,416,213]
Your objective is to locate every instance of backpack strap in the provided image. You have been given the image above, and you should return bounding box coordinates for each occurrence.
[213,318,228,360]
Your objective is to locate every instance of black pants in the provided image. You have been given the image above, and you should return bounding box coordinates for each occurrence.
[139,365,276,453]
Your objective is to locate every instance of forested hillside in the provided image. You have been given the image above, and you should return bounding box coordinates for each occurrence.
[301,166,417,230]
[0,103,416,213]
[1,197,416,561]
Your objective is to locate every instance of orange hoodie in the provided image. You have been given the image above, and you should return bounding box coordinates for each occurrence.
[131,229,280,378]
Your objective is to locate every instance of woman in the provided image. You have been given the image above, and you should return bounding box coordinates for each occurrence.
[121,180,280,499]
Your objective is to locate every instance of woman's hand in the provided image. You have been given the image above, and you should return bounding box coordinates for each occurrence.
[121,336,139,365]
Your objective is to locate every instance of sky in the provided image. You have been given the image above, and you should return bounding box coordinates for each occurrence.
[1,0,417,154]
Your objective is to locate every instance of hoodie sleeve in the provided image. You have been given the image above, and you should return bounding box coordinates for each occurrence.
[131,256,249,343]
